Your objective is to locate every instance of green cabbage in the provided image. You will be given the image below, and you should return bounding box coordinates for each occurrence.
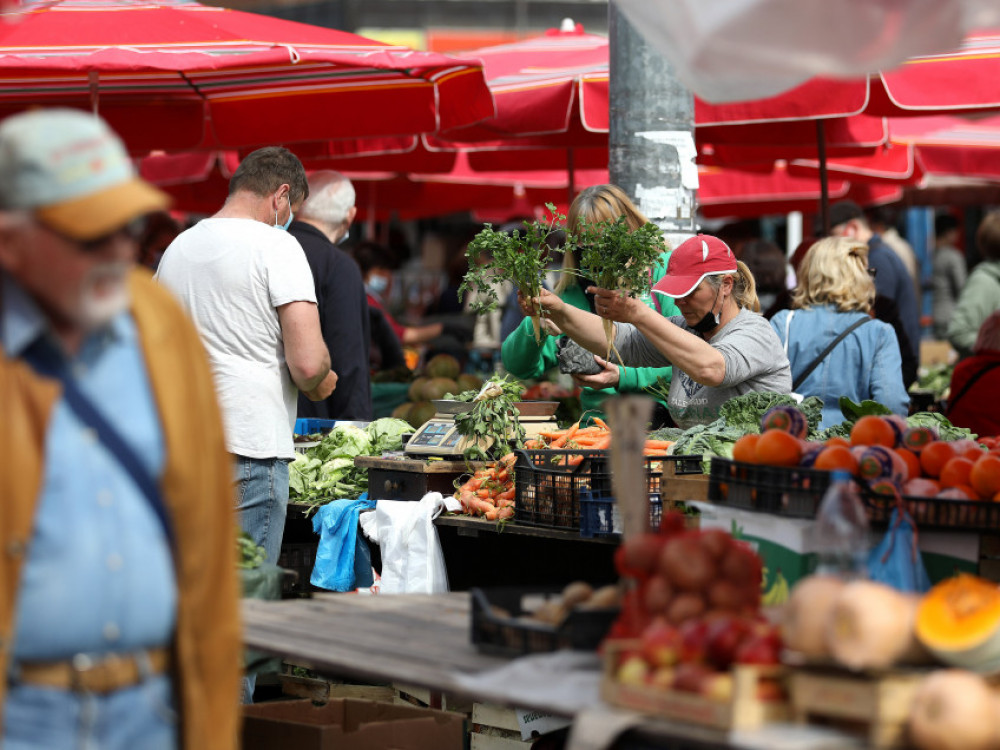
[366,418,414,452]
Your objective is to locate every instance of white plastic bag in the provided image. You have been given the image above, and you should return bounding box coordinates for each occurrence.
[373,492,460,594]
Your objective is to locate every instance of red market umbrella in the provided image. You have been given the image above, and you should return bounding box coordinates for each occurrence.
[0,0,493,154]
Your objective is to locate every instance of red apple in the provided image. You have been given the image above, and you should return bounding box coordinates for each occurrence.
[672,662,713,693]
[700,671,734,702]
[678,619,710,663]
[640,619,682,667]
[616,654,650,686]
[734,632,781,665]
[705,615,754,670]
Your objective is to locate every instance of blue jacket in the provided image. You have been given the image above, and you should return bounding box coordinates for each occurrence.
[771,305,909,428]
[869,235,920,360]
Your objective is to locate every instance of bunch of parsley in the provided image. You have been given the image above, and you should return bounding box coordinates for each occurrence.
[459,205,565,343]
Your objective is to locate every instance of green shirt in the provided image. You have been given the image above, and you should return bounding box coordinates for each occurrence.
[500,251,680,422]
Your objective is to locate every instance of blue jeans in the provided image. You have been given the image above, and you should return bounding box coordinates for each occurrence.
[233,455,289,704]
[3,675,177,750]
[233,455,289,567]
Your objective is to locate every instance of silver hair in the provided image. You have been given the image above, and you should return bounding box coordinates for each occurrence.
[298,170,355,225]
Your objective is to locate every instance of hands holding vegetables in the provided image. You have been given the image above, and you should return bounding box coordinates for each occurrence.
[571,355,621,389]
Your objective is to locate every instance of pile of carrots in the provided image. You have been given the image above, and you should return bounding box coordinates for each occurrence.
[452,421,676,520]
[526,418,674,456]
[454,453,516,521]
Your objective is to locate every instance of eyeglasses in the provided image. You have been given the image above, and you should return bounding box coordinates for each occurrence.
[40,218,143,254]
[867,267,877,279]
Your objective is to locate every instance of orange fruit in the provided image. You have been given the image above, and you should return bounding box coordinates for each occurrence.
[755,429,803,467]
[732,434,761,464]
[850,416,897,447]
[920,441,956,478]
[894,448,922,482]
[939,457,975,489]
[970,455,1000,500]
[825,436,851,449]
[814,446,859,474]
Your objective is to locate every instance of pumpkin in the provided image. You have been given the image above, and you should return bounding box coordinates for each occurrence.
[826,580,927,670]
[916,574,1000,673]
[908,669,999,750]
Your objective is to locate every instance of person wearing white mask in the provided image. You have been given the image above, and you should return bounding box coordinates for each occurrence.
[156,146,336,703]
[289,171,373,420]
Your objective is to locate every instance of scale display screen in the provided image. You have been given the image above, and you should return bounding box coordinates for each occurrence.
[407,420,460,448]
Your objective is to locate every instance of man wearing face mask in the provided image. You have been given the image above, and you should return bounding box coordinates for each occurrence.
[289,171,372,421]
[0,109,241,748]
[156,148,335,703]
[524,235,791,428]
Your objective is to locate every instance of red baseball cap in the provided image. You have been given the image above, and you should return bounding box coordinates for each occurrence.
[653,234,737,298]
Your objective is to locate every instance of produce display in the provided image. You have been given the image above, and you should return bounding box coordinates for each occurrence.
[453,453,517,521]
[289,418,412,511]
[604,514,784,710]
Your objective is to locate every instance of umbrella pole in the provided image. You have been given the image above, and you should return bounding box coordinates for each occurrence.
[89,71,99,115]
[567,146,576,207]
[816,120,829,235]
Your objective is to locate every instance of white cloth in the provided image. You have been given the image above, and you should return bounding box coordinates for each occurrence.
[156,217,317,459]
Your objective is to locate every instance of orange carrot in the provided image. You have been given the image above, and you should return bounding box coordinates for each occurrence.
[644,440,674,449]
[591,417,610,431]
[497,506,514,520]
[550,423,580,449]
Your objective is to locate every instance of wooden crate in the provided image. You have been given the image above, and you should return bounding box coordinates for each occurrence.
[470,703,532,749]
[788,668,924,748]
[601,640,789,731]
[661,460,709,505]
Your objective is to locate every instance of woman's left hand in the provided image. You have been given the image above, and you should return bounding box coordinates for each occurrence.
[590,287,645,324]
[572,356,621,389]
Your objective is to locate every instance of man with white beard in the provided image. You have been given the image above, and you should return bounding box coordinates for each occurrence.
[0,109,242,749]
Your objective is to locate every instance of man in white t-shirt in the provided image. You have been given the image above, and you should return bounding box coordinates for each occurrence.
[156,147,336,572]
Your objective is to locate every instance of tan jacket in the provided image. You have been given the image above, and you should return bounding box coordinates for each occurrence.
[0,270,242,749]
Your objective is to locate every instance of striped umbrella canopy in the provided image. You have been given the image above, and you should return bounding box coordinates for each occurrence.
[0,0,493,154]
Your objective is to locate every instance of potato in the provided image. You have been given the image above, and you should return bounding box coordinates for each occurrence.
[561,581,594,608]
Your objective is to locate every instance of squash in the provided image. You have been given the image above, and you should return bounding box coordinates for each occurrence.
[908,669,999,750]
[916,574,1000,673]
[782,575,845,659]
[826,580,927,670]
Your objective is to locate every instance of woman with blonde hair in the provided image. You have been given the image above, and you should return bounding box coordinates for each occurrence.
[771,236,908,428]
[526,234,791,428]
[501,184,679,425]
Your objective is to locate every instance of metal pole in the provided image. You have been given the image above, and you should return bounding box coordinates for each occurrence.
[609,1,696,248]
[816,120,830,235]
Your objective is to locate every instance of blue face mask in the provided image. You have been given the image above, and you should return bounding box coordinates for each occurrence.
[366,274,388,296]
[274,195,293,231]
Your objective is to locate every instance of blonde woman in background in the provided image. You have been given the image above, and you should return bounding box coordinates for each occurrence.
[771,236,909,429]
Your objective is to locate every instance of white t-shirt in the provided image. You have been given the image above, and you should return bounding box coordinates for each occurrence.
[156,218,317,460]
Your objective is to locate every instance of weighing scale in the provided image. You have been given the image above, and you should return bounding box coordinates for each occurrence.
[404,400,559,458]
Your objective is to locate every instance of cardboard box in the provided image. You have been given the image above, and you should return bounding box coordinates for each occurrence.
[242,698,466,750]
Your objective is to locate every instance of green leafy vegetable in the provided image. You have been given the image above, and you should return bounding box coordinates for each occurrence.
[237,531,266,570]
[569,214,667,359]
[366,418,412,453]
[459,205,565,342]
[907,411,975,441]
[452,374,526,462]
[838,396,892,422]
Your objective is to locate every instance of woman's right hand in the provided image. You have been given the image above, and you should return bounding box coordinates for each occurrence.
[518,288,564,318]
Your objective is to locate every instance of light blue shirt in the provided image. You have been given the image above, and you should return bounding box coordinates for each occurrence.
[771,304,910,429]
[2,274,176,661]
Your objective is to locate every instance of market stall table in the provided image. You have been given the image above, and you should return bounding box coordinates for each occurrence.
[242,593,864,750]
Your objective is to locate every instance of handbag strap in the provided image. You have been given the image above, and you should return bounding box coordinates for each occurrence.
[948,360,1000,413]
[792,316,871,391]
[21,335,175,549]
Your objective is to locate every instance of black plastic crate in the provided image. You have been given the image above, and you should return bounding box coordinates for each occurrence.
[513,449,675,530]
[470,586,618,657]
[863,490,1000,532]
[708,457,834,518]
[277,541,316,598]
[579,490,663,538]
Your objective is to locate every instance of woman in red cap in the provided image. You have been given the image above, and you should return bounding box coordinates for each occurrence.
[525,234,791,428]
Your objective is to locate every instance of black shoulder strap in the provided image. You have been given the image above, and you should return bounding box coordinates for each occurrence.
[948,360,1000,413]
[792,316,871,391]
[21,336,175,549]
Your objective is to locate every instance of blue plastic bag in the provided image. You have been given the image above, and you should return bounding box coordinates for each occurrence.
[310,493,376,591]
[867,508,931,593]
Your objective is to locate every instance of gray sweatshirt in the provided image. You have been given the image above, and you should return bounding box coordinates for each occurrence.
[615,307,792,428]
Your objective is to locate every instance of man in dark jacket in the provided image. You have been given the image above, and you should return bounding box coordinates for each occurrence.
[290,172,373,420]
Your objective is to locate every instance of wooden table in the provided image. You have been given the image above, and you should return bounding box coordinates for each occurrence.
[242,593,862,750]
